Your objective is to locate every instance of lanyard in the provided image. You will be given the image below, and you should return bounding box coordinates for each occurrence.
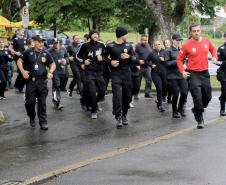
[34,50,42,65]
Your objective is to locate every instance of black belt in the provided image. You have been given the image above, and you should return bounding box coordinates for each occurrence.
[186,70,208,74]
[30,76,46,81]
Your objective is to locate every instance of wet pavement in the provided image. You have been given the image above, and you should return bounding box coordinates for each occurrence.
[43,118,226,185]
[0,81,224,184]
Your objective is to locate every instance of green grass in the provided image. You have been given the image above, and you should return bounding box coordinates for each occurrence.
[65,31,140,43]
[211,39,224,48]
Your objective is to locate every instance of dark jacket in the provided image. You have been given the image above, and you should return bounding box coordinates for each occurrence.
[77,41,105,72]
[0,48,10,70]
[146,49,168,75]
[105,42,139,75]
[135,43,152,68]
[67,43,81,66]
[217,43,226,81]
[48,46,69,75]
[165,46,183,80]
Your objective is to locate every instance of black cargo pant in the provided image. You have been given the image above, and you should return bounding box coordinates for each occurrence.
[219,81,226,110]
[152,71,167,106]
[58,73,68,91]
[168,78,188,113]
[69,62,83,94]
[25,78,48,125]
[14,72,26,92]
[83,71,106,113]
[131,73,140,96]
[0,69,8,97]
[188,70,212,115]
[103,64,111,92]
[111,70,132,118]
[14,57,26,92]
[52,72,61,106]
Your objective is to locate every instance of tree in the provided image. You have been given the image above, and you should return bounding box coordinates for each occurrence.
[116,0,158,44]
[145,0,187,39]
[0,0,21,21]
[29,0,118,32]
[69,0,118,31]
[144,0,225,40]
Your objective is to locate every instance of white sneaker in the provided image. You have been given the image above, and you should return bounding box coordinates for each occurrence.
[91,113,98,119]
[129,102,135,108]
[97,103,103,112]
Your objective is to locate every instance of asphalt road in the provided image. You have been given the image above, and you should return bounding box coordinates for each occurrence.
[0,83,224,185]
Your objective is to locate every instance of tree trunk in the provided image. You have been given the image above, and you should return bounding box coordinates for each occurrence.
[145,0,186,40]
[87,18,91,31]
[92,16,101,32]
[53,18,57,38]
[0,0,14,20]
[148,26,159,46]
[145,0,173,39]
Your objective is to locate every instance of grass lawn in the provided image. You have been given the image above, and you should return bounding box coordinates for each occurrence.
[65,31,224,47]
[65,31,139,43]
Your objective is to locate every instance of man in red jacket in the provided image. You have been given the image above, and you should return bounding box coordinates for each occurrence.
[177,23,217,129]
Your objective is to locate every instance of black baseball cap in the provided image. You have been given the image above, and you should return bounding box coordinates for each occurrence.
[172,33,183,41]
[32,35,45,42]
[53,38,60,44]
[224,32,226,37]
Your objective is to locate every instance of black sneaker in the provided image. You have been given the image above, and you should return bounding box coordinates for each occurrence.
[134,95,139,100]
[193,113,204,129]
[178,109,186,117]
[40,123,48,131]
[122,115,129,126]
[158,106,165,112]
[172,112,181,118]
[144,94,152,99]
[69,91,72,97]
[220,110,226,116]
[116,116,123,129]
[197,120,204,129]
[167,99,172,104]
[162,96,166,102]
[81,104,87,111]
[30,119,35,128]
[57,104,64,110]
[0,96,6,100]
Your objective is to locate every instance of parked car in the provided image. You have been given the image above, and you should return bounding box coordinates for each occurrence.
[26,29,71,46]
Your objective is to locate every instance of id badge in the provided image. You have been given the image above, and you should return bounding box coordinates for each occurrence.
[35,64,39,70]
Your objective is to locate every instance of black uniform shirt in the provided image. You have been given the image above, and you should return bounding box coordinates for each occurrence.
[21,48,54,79]
[77,41,105,72]
[12,37,26,53]
[218,43,226,69]
[146,49,168,74]
[105,42,138,73]
[165,46,183,79]
[0,48,9,70]
[67,43,81,65]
